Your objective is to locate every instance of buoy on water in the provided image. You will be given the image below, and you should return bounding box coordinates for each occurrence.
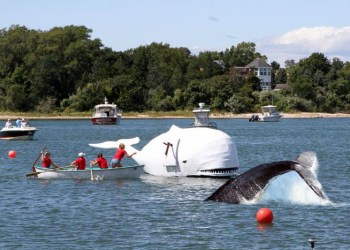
[256,208,274,223]
[8,150,17,158]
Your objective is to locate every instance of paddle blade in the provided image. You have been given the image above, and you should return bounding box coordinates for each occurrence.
[26,172,41,177]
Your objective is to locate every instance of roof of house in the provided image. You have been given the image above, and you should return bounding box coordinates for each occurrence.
[274,83,291,90]
[245,58,271,68]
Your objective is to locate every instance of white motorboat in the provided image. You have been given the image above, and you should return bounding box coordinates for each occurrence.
[0,126,38,140]
[28,165,144,180]
[91,97,122,125]
[249,105,282,122]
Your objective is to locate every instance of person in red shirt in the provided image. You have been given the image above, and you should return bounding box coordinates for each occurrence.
[111,143,136,168]
[71,152,86,170]
[90,152,108,169]
[41,151,61,169]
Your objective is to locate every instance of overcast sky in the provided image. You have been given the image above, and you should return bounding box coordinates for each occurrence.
[2,0,350,66]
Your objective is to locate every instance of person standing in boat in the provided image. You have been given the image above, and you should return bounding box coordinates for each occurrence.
[111,143,136,168]
[90,152,108,169]
[16,117,22,128]
[71,152,86,170]
[42,151,61,169]
[5,119,12,128]
[21,118,27,128]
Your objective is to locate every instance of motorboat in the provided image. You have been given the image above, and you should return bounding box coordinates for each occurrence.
[27,165,144,180]
[91,97,122,125]
[0,125,38,140]
[249,105,282,122]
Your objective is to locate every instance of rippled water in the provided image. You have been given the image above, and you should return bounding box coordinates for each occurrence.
[0,118,349,249]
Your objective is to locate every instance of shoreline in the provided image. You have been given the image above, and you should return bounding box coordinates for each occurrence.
[0,112,349,120]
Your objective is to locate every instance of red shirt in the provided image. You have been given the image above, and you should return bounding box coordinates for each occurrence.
[97,157,108,169]
[114,148,126,160]
[75,157,86,170]
[42,157,52,168]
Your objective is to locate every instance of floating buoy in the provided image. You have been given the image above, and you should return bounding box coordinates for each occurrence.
[8,150,17,158]
[256,207,274,223]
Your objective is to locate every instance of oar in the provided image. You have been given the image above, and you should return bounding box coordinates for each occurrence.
[26,172,43,177]
[32,146,46,173]
[26,165,71,177]
[90,166,94,181]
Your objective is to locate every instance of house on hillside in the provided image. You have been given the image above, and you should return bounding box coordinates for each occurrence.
[234,58,273,91]
[245,58,272,91]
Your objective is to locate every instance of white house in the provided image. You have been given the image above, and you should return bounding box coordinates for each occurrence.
[245,58,272,91]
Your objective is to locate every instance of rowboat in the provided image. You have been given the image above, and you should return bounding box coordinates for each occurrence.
[28,165,144,180]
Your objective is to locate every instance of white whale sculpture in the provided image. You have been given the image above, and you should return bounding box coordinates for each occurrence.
[89,103,240,177]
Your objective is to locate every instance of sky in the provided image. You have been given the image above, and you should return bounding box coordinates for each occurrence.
[1,0,350,66]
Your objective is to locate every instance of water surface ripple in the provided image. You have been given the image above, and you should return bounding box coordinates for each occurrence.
[0,118,349,249]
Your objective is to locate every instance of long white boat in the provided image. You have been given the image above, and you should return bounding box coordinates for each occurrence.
[28,165,144,180]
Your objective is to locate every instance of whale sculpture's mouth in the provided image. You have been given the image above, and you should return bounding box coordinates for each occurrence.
[188,167,239,178]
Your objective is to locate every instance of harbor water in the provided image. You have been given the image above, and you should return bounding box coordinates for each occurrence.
[0,118,349,249]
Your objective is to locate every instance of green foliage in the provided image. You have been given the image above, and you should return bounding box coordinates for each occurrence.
[225,94,254,113]
[223,42,266,67]
[0,25,349,114]
[35,97,58,113]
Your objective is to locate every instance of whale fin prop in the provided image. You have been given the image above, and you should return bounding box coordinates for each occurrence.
[293,151,327,199]
[89,137,140,149]
[206,151,327,204]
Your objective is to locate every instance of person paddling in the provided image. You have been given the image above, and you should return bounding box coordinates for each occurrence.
[111,143,136,168]
[71,152,86,170]
[42,151,61,169]
[90,152,108,169]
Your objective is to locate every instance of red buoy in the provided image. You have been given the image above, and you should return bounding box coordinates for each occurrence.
[256,208,274,223]
[8,150,17,158]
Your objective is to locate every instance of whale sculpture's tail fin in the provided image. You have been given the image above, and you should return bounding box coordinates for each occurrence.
[294,151,327,199]
[89,137,140,149]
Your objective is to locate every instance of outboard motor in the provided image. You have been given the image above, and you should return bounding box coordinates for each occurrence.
[249,115,259,122]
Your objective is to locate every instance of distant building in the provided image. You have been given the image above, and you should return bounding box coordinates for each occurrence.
[234,58,273,91]
[245,58,272,91]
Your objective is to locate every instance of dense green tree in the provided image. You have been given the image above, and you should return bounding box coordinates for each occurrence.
[299,52,331,75]
[0,25,349,114]
[223,42,266,67]
[275,68,288,84]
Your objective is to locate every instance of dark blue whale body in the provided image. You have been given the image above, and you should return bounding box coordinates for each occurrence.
[206,152,327,204]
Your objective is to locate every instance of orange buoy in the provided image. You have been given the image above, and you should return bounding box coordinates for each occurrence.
[256,207,274,223]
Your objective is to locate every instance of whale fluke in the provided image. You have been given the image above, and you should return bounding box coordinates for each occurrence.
[206,152,327,204]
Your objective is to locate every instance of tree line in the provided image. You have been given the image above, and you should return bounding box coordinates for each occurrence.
[0,25,349,114]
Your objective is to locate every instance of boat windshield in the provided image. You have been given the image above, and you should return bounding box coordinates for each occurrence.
[262,106,277,113]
